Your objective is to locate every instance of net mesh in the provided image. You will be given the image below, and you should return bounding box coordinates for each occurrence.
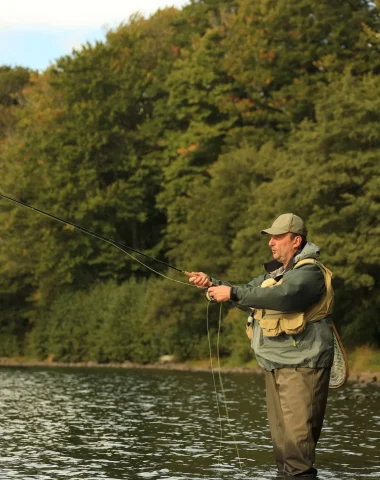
[329,324,349,389]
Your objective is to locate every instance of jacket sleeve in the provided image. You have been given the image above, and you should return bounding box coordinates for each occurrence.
[210,274,268,312]
[210,274,266,289]
[231,263,326,312]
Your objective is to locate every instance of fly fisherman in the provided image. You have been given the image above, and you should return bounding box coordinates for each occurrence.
[188,213,334,478]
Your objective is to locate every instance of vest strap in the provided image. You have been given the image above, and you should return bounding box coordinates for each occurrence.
[252,259,334,337]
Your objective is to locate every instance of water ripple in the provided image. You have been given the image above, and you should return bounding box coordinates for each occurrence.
[0,367,378,479]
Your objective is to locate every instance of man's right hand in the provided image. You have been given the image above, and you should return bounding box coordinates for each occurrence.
[185,271,212,288]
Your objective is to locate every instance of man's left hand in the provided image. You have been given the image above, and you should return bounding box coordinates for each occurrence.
[207,286,231,303]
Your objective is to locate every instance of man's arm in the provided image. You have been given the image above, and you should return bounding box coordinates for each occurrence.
[189,271,268,309]
[187,271,266,290]
[211,274,267,289]
[209,264,325,311]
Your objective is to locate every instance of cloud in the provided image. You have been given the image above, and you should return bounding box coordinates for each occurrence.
[0,0,188,71]
[1,0,187,29]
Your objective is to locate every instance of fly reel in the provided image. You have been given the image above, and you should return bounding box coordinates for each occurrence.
[205,289,217,302]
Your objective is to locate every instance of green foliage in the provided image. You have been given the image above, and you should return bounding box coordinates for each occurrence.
[0,308,24,357]
[27,277,162,363]
[218,307,255,365]
[161,71,380,346]
[0,65,31,110]
[229,72,380,342]
[168,144,273,279]
[144,277,224,361]
[223,0,380,142]
[0,0,380,362]
[157,3,239,248]
[0,10,181,306]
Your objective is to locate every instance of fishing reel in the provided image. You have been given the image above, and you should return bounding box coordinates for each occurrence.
[205,289,217,303]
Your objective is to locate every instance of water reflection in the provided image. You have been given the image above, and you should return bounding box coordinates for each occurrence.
[0,367,378,479]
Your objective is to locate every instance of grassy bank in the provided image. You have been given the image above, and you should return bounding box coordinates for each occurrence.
[188,346,380,372]
[2,346,380,375]
[347,346,380,373]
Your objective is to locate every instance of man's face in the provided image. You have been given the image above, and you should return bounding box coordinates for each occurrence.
[268,233,301,265]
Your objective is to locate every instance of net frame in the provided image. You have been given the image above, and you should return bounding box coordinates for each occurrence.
[329,323,349,389]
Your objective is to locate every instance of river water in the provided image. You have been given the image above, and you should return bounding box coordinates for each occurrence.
[0,366,378,479]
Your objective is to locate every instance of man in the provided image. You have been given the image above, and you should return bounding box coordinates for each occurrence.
[188,213,334,478]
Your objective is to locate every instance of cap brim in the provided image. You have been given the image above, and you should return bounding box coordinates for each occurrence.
[261,227,288,235]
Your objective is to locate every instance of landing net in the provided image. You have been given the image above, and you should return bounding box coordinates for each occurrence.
[329,323,349,389]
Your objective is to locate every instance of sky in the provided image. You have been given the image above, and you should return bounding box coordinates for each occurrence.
[1,0,189,72]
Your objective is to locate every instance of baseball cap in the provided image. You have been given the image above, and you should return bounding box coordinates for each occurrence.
[261,213,307,236]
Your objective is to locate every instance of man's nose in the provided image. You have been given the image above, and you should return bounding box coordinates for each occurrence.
[268,237,275,246]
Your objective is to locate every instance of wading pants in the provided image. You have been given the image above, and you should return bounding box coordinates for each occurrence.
[265,367,330,477]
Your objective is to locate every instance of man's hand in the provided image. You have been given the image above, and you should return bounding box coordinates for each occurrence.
[186,271,212,288]
[207,286,231,303]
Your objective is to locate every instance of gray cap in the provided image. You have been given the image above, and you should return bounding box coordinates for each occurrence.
[261,213,307,236]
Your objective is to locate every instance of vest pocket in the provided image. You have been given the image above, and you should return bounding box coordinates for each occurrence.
[260,312,306,336]
[259,316,281,337]
[280,312,306,335]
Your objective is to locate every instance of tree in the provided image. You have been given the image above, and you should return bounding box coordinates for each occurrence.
[157,1,240,250]
[0,10,183,306]
[231,72,380,345]
[223,0,380,144]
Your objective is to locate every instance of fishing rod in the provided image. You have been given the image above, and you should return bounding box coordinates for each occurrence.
[0,192,192,277]
[0,191,240,468]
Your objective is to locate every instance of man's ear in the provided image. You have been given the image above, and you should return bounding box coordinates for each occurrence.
[294,235,302,249]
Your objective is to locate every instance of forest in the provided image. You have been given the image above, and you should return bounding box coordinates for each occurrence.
[0,0,379,366]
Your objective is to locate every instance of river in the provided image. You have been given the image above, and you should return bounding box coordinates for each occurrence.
[0,367,378,479]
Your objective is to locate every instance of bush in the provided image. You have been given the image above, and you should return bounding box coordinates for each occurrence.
[26,276,162,363]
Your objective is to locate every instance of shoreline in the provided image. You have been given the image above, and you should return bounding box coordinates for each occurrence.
[0,357,378,386]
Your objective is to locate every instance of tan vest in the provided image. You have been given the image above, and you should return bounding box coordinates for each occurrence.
[246,259,334,339]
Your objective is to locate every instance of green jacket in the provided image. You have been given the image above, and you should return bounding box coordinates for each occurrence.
[211,242,334,371]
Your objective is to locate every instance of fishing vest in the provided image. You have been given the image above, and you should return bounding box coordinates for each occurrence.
[246,259,334,339]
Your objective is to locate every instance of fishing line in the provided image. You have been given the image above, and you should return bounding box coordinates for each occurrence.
[207,300,243,471]
[216,305,243,471]
[1,191,242,468]
[0,192,195,287]
[109,243,196,287]
[207,301,224,463]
